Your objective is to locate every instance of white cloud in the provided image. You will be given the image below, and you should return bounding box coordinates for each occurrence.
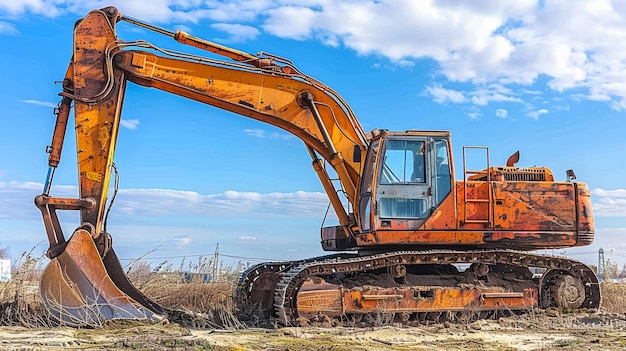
[469,84,523,106]
[592,189,626,198]
[19,99,56,108]
[115,188,331,218]
[592,188,626,217]
[467,111,480,120]
[2,181,624,266]
[527,108,549,119]
[0,0,64,17]
[243,128,265,138]
[120,119,140,130]
[259,0,626,110]
[425,84,467,104]
[243,128,293,140]
[6,0,626,110]
[176,236,193,248]
[553,104,570,112]
[0,21,18,35]
[262,5,317,40]
[210,23,260,42]
[173,24,193,34]
[610,99,626,111]
[0,181,75,219]
[0,181,334,222]
[496,109,508,118]
[8,180,621,224]
[6,181,623,223]
[427,83,525,109]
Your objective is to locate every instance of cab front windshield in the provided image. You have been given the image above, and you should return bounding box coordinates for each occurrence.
[380,140,425,184]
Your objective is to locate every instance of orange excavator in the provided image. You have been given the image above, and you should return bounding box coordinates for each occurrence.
[36,7,600,326]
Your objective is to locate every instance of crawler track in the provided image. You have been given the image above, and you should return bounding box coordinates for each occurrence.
[236,250,600,326]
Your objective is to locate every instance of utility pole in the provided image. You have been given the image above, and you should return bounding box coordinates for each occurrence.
[213,242,220,282]
[598,248,605,282]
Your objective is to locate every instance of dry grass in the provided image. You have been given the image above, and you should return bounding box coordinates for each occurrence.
[112,257,245,330]
[0,249,53,328]
[0,251,250,329]
[129,257,243,310]
[1,250,625,330]
[599,281,626,314]
[125,257,249,329]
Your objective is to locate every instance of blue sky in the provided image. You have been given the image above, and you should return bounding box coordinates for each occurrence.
[1,0,625,270]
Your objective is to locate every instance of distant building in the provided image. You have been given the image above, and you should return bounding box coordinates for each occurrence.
[0,259,10,282]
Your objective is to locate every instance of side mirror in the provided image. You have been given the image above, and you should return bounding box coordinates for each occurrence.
[566,169,576,182]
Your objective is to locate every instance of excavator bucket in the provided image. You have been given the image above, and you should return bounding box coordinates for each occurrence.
[39,229,165,326]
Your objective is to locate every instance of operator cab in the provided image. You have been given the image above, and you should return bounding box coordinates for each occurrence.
[321,129,455,251]
[359,130,453,232]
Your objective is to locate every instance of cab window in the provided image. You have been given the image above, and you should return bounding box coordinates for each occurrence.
[435,140,452,205]
[380,140,426,184]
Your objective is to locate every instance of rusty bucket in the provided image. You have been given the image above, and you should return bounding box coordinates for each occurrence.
[39,229,165,326]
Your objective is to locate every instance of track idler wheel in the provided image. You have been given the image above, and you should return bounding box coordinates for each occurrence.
[469,262,489,277]
[388,264,406,283]
[551,275,586,310]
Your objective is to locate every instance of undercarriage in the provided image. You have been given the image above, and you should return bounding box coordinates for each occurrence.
[236,250,600,326]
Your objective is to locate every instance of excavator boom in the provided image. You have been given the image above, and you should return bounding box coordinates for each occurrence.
[37,7,600,327]
[37,6,368,325]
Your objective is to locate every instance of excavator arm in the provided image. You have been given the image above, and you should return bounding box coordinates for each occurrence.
[36,7,368,325]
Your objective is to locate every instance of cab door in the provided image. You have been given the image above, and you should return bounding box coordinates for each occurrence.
[375,136,432,230]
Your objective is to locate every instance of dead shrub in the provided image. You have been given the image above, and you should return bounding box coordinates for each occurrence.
[600,281,626,314]
[125,257,248,329]
[0,249,53,327]
[148,281,235,312]
[0,248,250,329]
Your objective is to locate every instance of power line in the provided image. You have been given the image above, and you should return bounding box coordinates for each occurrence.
[118,252,283,262]
[557,250,626,257]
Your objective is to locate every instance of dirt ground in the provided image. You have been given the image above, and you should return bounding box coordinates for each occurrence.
[1,310,625,351]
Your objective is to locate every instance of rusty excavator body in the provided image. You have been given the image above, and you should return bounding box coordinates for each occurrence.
[35,7,600,326]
